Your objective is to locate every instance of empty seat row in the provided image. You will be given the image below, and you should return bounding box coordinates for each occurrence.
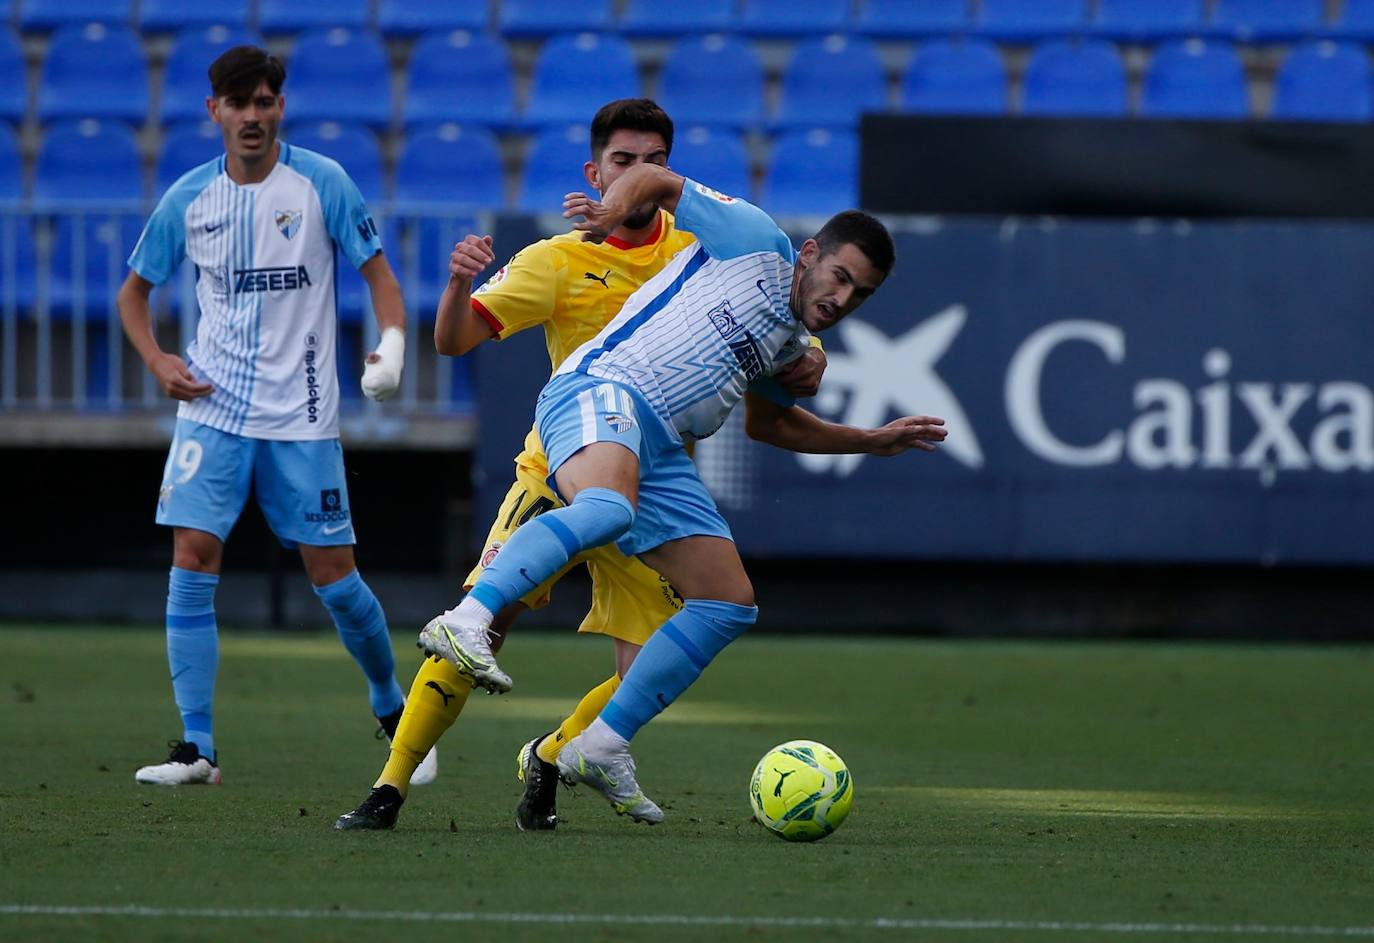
[14,0,1374,44]
[910,36,1373,120]
[8,25,1374,133]
[1,118,856,216]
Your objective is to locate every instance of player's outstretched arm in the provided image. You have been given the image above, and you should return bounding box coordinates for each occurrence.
[434,234,497,356]
[564,164,685,243]
[359,253,407,402]
[743,392,946,456]
[116,271,212,401]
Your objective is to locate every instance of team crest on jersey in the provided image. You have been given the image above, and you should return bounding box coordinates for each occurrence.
[480,541,503,567]
[275,209,302,240]
[708,300,743,340]
[480,264,509,291]
[694,182,736,204]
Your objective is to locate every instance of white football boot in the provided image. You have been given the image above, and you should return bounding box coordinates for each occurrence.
[557,730,663,824]
[417,612,512,694]
[376,706,439,786]
[409,743,439,786]
[135,740,222,785]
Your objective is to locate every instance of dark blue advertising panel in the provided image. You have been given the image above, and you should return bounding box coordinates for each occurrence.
[477,218,1374,564]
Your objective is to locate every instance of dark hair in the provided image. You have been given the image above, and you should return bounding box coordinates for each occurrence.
[590,98,674,160]
[209,45,286,100]
[813,210,896,276]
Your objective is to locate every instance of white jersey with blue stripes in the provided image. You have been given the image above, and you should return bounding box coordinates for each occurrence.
[554,180,812,442]
[127,142,382,440]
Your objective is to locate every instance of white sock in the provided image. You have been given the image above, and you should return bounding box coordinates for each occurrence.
[449,596,495,626]
[582,717,629,751]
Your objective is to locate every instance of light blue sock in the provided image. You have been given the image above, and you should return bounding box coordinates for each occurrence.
[468,487,635,614]
[314,570,404,718]
[601,599,758,741]
[166,566,219,760]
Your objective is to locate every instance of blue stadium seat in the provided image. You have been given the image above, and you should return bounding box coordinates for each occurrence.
[161,25,261,125]
[760,128,857,218]
[773,34,887,130]
[522,34,640,130]
[0,122,20,200]
[1208,0,1325,43]
[156,122,222,196]
[0,213,37,312]
[392,124,499,312]
[1021,39,1128,116]
[855,0,970,39]
[37,24,149,124]
[395,124,504,208]
[0,94,33,309]
[1272,41,1373,122]
[403,31,517,131]
[1091,0,1205,42]
[657,34,765,130]
[1329,0,1374,41]
[258,0,370,33]
[287,122,384,324]
[0,29,26,125]
[620,0,736,37]
[900,39,1008,115]
[667,125,752,202]
[1141,39,1249,118]
[35,120,143,205]
[286,123,383,202]
[974,0,1088,42]
[499,0,614,38]
[287,29,391,129]
[140,0,250,31]
[45,213,144,328]
[517,124,593,214]
[377,0,488,36]
[35,121,143,320]
[150,122,221,316]
[740,0,850,37]
[19,0,131,30]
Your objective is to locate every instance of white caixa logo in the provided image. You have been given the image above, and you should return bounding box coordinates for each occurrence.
[803,305,984,476]
[804,310,1374,482]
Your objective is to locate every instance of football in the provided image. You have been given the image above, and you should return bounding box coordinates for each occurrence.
[748,739,853,842]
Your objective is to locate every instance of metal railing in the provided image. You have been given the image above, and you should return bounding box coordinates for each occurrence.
[0,204,491,444]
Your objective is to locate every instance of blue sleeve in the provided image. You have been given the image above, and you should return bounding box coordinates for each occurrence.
[747,375,796,408]
[127,199,185,286]
[127,163,219,285]
[676,177,796,263]
[290,146,383,270]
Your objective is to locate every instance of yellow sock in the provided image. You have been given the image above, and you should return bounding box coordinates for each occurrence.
[376,656,472,796]
[536,673,621,765]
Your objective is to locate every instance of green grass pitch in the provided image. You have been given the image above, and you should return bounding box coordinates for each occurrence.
[2,625,1372,942]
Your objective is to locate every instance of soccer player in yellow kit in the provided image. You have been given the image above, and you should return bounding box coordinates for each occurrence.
[334,99,825,831]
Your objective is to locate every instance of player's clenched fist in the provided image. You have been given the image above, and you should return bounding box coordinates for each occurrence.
[149,351,213,401]
[449,234,495,282]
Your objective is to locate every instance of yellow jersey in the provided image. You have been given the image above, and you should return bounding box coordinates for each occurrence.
[470,210,697,475]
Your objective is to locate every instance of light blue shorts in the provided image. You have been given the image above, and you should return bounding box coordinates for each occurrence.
[155,418,356,547]
[536,372,733,557]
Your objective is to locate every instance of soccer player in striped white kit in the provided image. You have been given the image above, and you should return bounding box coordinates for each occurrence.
[419,163,947,822]
[117,46,435,786]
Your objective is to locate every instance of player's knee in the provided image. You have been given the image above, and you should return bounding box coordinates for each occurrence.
[172,531,222,573]
[682,598,758,656]
[566,486,636,546]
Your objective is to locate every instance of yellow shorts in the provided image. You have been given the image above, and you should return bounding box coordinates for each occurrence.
[463,460,683,645]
